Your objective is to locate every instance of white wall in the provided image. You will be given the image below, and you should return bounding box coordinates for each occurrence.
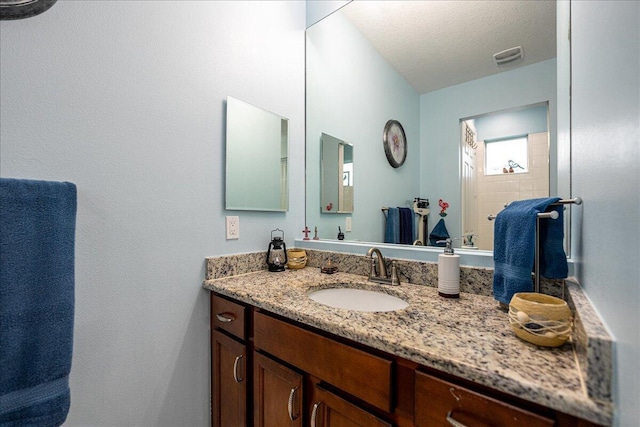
[571,1,640,426]
[0,1,305,425]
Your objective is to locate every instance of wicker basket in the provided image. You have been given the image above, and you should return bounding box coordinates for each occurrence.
[508,292,572,347]
[286,249,307,269]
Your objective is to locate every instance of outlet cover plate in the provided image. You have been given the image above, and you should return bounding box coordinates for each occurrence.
[226,216,239,240]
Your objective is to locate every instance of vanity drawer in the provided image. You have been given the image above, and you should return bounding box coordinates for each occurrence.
[253,311,393,412]
[414,371,555,427]
[211,293,246,341]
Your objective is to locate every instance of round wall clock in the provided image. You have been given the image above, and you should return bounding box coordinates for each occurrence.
[383,120,407,168]
[0,0,57,20]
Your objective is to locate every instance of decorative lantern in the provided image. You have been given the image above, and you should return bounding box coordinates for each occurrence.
[266,228,287,272]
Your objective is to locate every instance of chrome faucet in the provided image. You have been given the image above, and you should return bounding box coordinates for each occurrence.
[366,247,400,285]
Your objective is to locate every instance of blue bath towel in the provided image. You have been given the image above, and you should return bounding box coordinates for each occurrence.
[398,207,414,245]
[384,207,400,244]
[429,218,450,246]
[0,178,77,426]
[492,197,564,305]
[538,204,569,279]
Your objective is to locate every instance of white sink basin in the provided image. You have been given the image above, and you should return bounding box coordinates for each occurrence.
[308,287,409,312]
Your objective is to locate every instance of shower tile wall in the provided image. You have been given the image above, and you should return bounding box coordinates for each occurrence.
[476,132,549,250]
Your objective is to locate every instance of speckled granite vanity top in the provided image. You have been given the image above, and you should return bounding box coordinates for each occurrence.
[203,256,613,425]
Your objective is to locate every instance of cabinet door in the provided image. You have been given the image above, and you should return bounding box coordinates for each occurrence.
[211,330,246,427]
[415,371,555,427]
[253,351,303,427]
[309,384,392,427]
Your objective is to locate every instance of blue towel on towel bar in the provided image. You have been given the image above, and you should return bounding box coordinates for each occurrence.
[492,197,565,305]
[384,207,400,244]
[398,207,414,245]
[0,178,77,427]
[538,204,569,279]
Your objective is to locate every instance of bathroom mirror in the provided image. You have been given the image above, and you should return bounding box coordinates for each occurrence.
[321,133,354,214]
[305,0,571,254]
[226,96,289,211]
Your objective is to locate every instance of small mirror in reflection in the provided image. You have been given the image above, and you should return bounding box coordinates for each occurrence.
[321,133,353,214]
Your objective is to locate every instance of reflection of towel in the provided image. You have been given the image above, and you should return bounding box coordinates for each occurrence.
[429,219,449,246]
[492,197,564,305]
[384,207,399,244]
[0,178,77,426]
[398,207,414,245]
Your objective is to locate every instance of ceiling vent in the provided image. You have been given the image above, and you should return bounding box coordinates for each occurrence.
[493,46,524,65]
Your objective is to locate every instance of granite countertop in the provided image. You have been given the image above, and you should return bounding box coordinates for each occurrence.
[202,267,612,426]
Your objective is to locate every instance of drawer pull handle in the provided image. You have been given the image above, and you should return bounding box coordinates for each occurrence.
[310,401,322,427]
[449,387,461,401]
[287,386,299,421]
[446,410,469,427]
[216,312,236,323]
[232,355,243,383]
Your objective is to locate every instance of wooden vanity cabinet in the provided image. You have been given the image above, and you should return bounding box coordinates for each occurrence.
[209,292,605,427]
[210,294,249,427]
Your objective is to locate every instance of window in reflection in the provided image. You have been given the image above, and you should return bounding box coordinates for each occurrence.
[485,137,529,175]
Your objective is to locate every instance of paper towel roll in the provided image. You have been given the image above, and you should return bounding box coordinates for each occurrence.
[438,253,460,298]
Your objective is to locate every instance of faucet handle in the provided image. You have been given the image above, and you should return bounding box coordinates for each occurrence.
[390,261,400,285]
[368,256,377,279]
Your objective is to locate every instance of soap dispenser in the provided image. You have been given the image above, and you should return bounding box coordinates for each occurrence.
[437,238,460,298]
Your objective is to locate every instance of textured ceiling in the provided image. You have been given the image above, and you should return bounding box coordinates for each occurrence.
[341,0,557,94]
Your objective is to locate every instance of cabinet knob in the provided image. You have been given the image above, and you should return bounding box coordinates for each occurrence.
[287,386,299,421]
[216,312,236,323]
[232,355,243,383]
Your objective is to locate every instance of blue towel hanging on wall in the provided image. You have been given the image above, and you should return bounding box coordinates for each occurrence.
[492,197,567,305]
[0,178,77,427]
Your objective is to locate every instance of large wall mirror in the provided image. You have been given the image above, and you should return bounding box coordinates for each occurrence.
[226,96,289,212]
[305,0,571,257]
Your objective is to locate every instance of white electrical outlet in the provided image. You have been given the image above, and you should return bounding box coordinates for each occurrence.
[226,216,239,240]
[346,217,352,232]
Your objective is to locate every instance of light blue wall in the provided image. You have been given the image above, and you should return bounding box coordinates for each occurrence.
[420,59,557,241]
[474,104,548,141]
[0,2,305,425]
[306,10,420,241]
[571,2,640,426]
